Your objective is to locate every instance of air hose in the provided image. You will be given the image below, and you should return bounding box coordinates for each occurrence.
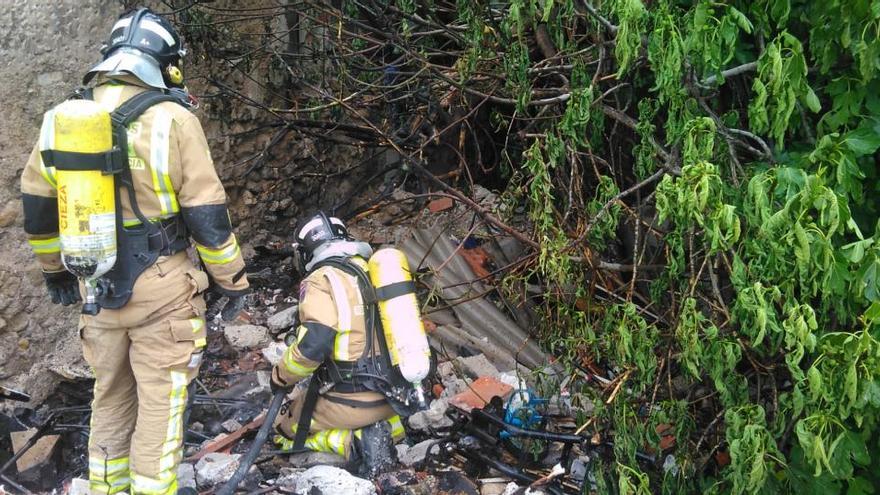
[215,389,286,495]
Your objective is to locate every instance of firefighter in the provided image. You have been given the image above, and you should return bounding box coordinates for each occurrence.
[20,8,249,495]
[271,212,410,476]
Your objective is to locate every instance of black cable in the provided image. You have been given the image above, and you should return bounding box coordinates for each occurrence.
[215,390,286,495]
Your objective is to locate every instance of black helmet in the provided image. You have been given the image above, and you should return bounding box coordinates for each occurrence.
[293,212,350,273]
[83,8,186,89]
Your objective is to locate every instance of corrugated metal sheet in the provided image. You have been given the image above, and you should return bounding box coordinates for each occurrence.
[401,228,549,371]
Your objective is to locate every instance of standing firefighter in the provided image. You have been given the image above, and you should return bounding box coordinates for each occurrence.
[271,212,432,475]
[20,8,249,495]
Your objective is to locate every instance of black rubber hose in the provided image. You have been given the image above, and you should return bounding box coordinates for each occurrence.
[216,390,287,495]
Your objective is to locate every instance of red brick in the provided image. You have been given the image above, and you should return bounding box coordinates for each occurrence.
[427,197,454,212]
[449,376,514,412]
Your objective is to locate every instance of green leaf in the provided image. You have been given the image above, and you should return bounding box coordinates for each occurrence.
[848,476,876,495]
[841,239,873,263]
[541,0,554,22]
[844,125,880,156]
[804,87,822,113]
[807,366,824,400]
[863,259,880,301]
[845,362,859,404]
[728,6,753,33]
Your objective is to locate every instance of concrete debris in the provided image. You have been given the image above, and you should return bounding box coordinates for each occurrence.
[9,428,59,472]
[376,469,418,493]
[261,341,289,366]
[224,324,271,350]
[178,462,197,490]
[288,450,348,468]
[274,467,305,489]
[266,304,298,332]
[570,456,589,481]
[398,439,439,467]
[407,397,453,431]
[255,370,272,393]
[195,452,240,486]
[221,418,243,433]
[496,371,526,391]
[480,478,513,495]
[68,477,90,495]
[456,354,500,379]
[291,465,376,495]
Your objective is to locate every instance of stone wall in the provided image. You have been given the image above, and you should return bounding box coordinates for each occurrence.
[0,0,120,406]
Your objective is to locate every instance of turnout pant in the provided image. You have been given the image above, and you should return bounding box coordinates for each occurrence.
[274,387,404,459]
[80,252,208,495]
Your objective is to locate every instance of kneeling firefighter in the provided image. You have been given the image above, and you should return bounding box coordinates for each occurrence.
[20,8,249,495]
[271,212,432,475]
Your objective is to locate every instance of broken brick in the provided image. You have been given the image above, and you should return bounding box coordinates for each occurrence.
[422,318,438,333]
[459,247,492,280]
[655,423,676,450]
[427,197,454,212]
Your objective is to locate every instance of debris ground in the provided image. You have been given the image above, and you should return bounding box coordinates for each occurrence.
[1,199,592,494]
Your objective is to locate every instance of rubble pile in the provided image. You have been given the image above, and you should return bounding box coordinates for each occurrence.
[1,199,591,494]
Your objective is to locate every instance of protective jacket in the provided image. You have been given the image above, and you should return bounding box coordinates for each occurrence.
[273,257,409,456]
[21,75,249,296]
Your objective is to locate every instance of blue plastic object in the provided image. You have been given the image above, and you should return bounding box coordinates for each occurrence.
[500,389,548,439]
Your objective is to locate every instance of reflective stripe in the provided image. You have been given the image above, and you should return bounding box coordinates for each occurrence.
[131,472,176,495]
[325,270,351,361]
[282,347,318,377]
[28,237,61,254]
[122,215,176,227]
[297,217,326,240]
[192,318,205,350]
[141,19,177,46]
[89,456,129,474]
[389,415,404,438]
[90,478,132,495]
[304,429,348,457]
[190,318,204,332]
[89,456,130,494]
[157,371,188,474]
[274,434,295,450]
[38,109,58,188]
[196,238,241,265]
[149,108,178,216]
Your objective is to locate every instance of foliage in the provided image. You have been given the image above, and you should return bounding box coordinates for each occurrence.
[174,0,880,492]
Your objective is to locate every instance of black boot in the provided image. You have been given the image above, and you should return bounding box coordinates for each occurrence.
[351,420,397,478]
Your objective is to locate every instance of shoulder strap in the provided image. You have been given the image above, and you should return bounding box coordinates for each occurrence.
[110,90,181,127]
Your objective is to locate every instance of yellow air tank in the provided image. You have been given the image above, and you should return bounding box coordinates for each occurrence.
[47,100,117,312]
[368,248,431,406]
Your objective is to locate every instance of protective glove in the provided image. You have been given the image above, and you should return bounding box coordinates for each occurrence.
[43,271,81,306]
[270,367,294,394]
[220,295,247,321]
[206,285,250,321]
